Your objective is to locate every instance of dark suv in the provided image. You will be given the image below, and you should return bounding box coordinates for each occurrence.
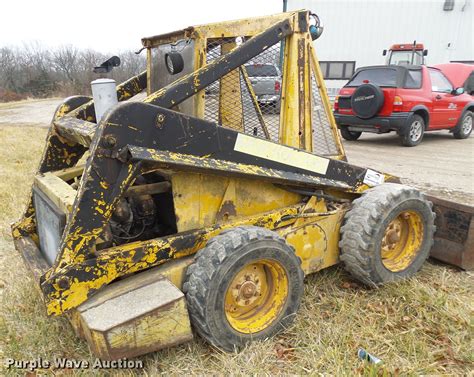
[334,65,474,146]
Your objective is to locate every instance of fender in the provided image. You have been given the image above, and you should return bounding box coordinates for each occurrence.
[454,101,474,128]
[396,105,430,136]
[410,104,430,128]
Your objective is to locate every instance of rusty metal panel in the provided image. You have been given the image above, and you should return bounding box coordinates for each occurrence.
[428,195,474,270]
[78,276,192,360]
[149,39,196,116]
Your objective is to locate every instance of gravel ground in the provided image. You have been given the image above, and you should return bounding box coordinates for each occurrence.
[343,131,474,205]
[0,98,60,127]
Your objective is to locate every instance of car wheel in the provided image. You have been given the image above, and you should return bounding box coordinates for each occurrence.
[400,115,424,147]
[453,111,473,139]
[340,127,362,141]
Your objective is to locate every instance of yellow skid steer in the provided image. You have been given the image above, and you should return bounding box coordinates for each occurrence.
[11,11,473,359]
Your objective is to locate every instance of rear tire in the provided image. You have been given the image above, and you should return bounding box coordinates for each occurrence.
[183,226,304,351]
[340,127,362,141]
[453,111,473,139]
[400,114,424,147]
[339,183,435,286]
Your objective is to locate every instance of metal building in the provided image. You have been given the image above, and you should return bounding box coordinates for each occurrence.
[288,0,473,96]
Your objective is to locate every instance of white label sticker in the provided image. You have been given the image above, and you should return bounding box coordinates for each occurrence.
[233,134,329,175]
[363,169,385,187]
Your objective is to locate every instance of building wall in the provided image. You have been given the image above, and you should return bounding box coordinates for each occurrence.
[288,0,473,95]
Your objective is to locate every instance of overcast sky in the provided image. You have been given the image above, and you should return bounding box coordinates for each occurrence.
[0,1,284,52]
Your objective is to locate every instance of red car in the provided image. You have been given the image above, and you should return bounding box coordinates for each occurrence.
[334,64,474,146]
[435,63,474,96]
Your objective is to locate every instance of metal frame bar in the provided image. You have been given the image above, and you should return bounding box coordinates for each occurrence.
[239,66,271,139]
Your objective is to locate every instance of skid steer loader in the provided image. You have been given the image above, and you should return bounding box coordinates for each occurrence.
[11,11,473,359]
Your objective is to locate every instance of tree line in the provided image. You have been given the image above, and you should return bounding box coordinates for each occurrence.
[0,42,146,102]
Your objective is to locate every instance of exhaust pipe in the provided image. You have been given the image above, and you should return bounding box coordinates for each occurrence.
[91,78,118,122]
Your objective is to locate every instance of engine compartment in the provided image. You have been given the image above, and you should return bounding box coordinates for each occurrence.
[33,168,178,263]
[106,173,177,247]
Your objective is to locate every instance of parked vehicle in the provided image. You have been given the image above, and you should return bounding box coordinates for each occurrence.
[334,64,474,146]
[383,41,428,66]
[245,63,282,112]
[435,63,474,96]
[206,63,282,113]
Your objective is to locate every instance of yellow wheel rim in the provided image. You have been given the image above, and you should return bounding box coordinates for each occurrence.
[224,259,288,334]
[381,210,424,272]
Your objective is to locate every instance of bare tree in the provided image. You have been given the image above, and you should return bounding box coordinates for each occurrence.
[115,50,146,82]
[52,44,79,84]
[0,47,19,91]
[0,42,146,101]
[20,41,55,96]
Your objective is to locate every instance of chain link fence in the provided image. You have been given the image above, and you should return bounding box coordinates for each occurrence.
[205,38,282,141]
[310,72,339,156]
[201,37,339,156]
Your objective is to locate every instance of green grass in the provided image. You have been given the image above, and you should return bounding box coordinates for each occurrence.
[0,125,473,376]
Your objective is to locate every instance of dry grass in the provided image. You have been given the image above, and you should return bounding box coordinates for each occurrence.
[0,125,473,376]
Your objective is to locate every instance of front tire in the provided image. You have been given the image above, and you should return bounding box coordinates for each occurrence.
[453,111,473,139]
[183,226,304,351]
[340,183,435,286]
[340,127,362,141]
[400,114,424,147]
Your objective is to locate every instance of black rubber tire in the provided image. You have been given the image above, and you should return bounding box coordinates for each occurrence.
[351,83,385,119]
[340,127,362,141]
[400,114,425,147]
[453,111,473,139]
[339,183,435,286]
[183,226,304,351]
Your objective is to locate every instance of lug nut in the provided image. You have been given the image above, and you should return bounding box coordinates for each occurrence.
[57,276,70,289]
[103,135,116,148]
